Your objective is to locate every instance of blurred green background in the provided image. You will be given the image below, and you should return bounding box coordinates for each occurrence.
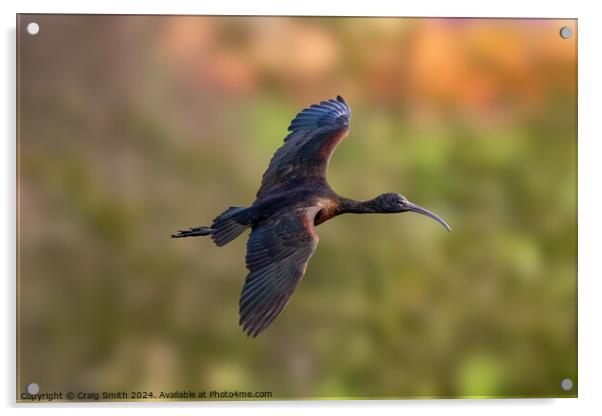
[17,16,576,399]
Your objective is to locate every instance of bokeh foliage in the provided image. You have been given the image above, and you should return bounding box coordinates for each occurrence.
[17,16,576,399]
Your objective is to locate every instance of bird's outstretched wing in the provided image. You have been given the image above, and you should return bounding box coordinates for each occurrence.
[256,95,351,198]
[239,206,321,337]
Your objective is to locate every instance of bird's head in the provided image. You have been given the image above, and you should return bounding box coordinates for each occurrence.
[373,193,451,232]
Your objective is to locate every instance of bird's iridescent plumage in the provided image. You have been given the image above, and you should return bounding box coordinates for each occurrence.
[173,95,449,337]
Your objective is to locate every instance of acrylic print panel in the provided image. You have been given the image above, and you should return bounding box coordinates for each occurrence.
[17,15,577,401]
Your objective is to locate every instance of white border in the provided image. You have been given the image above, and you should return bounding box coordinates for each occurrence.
[3,1,601,415]
[2,0,586,18]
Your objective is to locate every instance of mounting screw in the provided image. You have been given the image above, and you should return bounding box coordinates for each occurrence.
[559,26,572,39]
[26,382,40,395]
[26,22,40,35]
[560,378,574,391]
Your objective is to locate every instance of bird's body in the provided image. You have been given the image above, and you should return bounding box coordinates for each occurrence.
[173,96,450,337]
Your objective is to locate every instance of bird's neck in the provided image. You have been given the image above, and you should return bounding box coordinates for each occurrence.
[337,197,381,214]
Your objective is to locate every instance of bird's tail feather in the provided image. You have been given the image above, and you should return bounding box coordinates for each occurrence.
[171,226,213,238]
[172,206,248,245]
[211,206,249,246]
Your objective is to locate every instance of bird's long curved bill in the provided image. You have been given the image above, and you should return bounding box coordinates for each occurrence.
[406,202,451,232]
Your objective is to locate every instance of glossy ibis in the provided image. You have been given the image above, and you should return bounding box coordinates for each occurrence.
[173,96,450,337]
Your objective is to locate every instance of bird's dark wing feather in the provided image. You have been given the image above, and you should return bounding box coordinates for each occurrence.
[256,95,351,198]
[239,206,321,337]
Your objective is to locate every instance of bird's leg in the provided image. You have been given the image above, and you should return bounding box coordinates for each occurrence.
[171,226,213,238]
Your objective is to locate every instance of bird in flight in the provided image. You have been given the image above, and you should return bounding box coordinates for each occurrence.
[173,96,450,337]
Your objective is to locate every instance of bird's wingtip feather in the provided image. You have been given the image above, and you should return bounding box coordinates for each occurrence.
[286,95,351,135]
